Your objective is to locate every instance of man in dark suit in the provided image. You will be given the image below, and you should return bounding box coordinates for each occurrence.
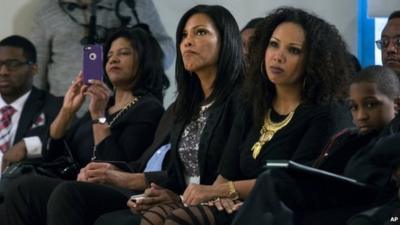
[0,35,62,171]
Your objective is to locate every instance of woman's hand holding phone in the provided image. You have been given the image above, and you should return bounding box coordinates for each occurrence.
[63,72,87,114]
[85,80,112,119]
[127,183,181,213]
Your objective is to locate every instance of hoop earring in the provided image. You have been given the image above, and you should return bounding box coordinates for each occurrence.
[260,60,266,76]
[302,77,307,89]
[260,60,271,85]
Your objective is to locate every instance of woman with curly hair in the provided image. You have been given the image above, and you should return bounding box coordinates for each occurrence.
[232,65,400,225]
[135,6,354,225]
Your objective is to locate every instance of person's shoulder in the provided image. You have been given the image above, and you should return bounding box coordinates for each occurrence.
[296,101,352,125]
[223,83,248,107]
[334,128,363,141]
[164,102,176,114]
[127,94,164,120]
[299,100,348,114]
[31,87,62,102]
[383,114,400,135]
[136,94,164,109]
[26,88,63,119]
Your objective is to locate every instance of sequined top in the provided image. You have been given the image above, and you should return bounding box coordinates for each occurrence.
[178,102,213,184]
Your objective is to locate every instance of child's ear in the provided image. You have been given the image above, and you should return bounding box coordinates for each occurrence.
[394,97,400,114]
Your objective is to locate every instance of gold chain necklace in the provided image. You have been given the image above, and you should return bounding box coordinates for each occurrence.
[251,109,294,159]
[108,96,139,127]
[91,96,139,160]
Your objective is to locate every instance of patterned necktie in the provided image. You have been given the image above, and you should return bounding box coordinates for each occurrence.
[0,105,16,153]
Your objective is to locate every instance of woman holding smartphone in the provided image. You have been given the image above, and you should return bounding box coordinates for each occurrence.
[3,4,245,225]
[47,26,167,164]
[2,26,168,225]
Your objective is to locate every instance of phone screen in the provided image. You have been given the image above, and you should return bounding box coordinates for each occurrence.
[130,194,146,202]
[82,44,104,85]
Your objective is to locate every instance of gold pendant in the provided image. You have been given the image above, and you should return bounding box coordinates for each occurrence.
[260,131,274,142]
[251,142,262,159]
[250,109,295,160]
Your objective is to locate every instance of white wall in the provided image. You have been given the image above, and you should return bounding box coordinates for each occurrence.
[153,0,358,53]
[368,0,399,17]
[0,0,361,106]
[0,0,42,39]
[153,0,359,106]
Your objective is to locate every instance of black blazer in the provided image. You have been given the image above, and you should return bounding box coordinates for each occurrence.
[131,104,176,173]
[159,93,243,194]
[344,114,400,188]
[13,86,62,146]
[315,129,379,175]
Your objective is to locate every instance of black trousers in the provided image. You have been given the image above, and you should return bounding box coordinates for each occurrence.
[348,198,400,225]
[3,174,137,225]
[4,175,62,225]
[232,168,383,225]
[231,170,294,225]
[94,209,141,225]
[47,181,135,225]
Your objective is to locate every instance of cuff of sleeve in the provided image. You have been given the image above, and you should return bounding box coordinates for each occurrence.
[24,136,43,158]
[144,171,167,188]
[0,153,3,175]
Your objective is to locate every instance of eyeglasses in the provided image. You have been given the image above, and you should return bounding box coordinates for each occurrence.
[375,37,400,50]
[0,59,33,71]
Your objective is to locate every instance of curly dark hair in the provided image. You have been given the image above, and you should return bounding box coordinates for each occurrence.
[103,26,169,102]
[244,7,353,124]
[174,5,244,122]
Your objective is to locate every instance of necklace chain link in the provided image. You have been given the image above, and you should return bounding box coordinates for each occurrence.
[108,97,139,127]
[91,96,139,160]
[251,109,294,159]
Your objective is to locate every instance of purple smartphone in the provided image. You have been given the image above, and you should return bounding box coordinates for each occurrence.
[82,44,104,85]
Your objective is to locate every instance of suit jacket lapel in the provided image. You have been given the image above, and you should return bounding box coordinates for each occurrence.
[197,104,223,181]
[14,87,44,143]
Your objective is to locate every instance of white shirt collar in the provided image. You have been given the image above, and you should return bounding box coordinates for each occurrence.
[0,91,32,112]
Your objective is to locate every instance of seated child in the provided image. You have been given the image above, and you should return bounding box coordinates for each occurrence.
[314,65,400,174]
[232,65,400,225]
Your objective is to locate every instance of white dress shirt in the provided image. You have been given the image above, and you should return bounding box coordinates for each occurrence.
[0,91,42,159]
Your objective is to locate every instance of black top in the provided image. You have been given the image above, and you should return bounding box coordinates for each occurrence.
[342,114,400,189]
[315,128,380,175]
[43,94,164,169]
[220,102,353,180]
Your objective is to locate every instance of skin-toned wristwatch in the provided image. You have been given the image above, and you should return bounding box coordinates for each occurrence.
[92,116,108,125]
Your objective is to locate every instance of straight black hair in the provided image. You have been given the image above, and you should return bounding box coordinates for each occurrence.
[174,4,244,122]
